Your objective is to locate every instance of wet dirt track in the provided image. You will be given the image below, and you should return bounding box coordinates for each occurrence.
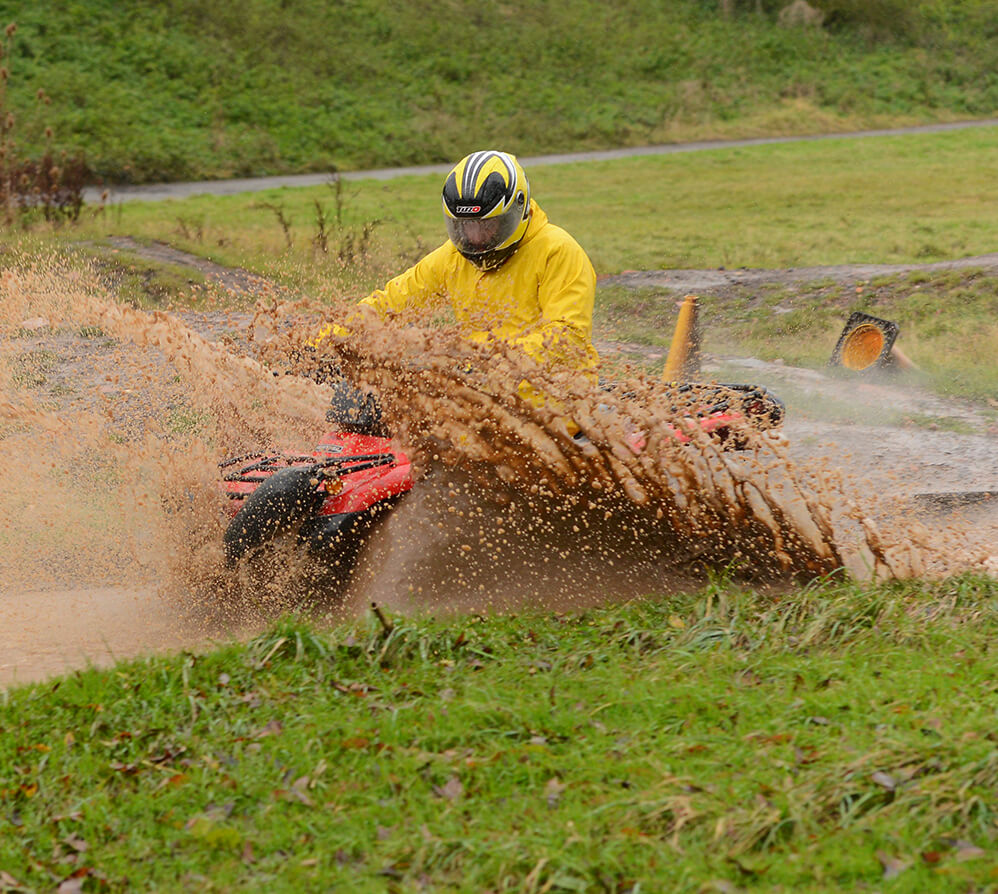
[1,255,995,687]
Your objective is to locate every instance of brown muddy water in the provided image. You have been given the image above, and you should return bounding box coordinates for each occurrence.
[1,253,995,685]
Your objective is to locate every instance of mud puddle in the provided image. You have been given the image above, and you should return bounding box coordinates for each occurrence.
[0,586,198,686]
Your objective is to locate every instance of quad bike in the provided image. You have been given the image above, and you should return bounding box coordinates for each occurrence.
[219,381,784,566]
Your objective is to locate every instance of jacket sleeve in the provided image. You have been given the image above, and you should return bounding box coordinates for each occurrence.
[511,239,598,371]
[358,242,451,316]
[312,242,452,346]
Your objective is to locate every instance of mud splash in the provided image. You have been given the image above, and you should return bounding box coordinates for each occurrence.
[0,249,993,682]
[292,313,983,590]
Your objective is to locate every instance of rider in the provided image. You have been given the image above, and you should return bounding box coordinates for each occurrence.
[318,149,600,432]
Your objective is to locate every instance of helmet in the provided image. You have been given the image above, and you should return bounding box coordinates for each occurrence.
[442,150,531,271]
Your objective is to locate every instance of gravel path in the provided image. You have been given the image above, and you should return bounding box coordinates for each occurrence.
[85,119,998,204]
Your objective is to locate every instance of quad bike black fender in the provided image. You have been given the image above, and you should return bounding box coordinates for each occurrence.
[223,466,326,564]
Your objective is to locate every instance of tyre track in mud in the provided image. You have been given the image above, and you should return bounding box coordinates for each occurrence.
[600,254,998,294]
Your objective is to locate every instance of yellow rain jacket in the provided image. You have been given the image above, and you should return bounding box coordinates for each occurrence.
[356,200,599,373]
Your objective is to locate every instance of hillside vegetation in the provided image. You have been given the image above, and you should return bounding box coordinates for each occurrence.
[5,0,998,183]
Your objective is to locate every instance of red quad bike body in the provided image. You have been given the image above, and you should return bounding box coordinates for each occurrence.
[220,432,413,565]
[218,384,783,565]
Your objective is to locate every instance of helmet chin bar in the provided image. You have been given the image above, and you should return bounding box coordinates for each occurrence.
[460,240,521,271]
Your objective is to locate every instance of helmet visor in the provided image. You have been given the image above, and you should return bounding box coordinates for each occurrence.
[445,205,523,258]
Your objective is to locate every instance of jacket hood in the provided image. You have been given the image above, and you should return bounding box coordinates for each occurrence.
[520,199,548,246]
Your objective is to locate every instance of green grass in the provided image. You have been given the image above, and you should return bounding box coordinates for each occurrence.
[9,348,59,388]
[60,125,998,281]
[3,576,998,891]
[600,267,998,402]
[6,0,998,183]
[51,127,998,401]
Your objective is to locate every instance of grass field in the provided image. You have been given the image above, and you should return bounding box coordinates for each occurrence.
[78,126,998,278]
[67,125,998,401]
[6,0,998,182]
[2,577,997,891]
[4,63,998,890]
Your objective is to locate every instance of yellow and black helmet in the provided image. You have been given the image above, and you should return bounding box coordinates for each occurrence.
[442,150,531,271]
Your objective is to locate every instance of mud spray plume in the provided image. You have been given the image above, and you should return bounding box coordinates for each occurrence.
[292,311,986,591]
[0,247,994,679]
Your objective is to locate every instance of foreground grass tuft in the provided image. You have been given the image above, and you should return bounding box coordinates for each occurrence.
[3,575,997,890]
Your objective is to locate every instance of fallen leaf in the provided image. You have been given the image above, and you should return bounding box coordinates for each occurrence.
[794,746,820,765]
[953,841,987,862]
[274,786,315,807]
[252,720,283,739]
[56,868,93,894]
[61,835,87,854]
[292,776,313,796]
[700,881,738,894]
[147,745,187,764]
[433,776,463,801]
[545,777,566,808]
[871,771,897,791]
[744,731,791,745]
[876,850,910,880]
[0,870,26,891]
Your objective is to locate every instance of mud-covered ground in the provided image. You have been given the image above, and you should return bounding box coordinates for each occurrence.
[1,248,995,686]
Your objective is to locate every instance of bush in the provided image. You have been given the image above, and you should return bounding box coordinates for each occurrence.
[816,0,918,42]
[0,22,91,227]
[1,150,89,223]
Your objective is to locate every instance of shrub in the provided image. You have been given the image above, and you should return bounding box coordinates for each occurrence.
[0,22,91,227]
